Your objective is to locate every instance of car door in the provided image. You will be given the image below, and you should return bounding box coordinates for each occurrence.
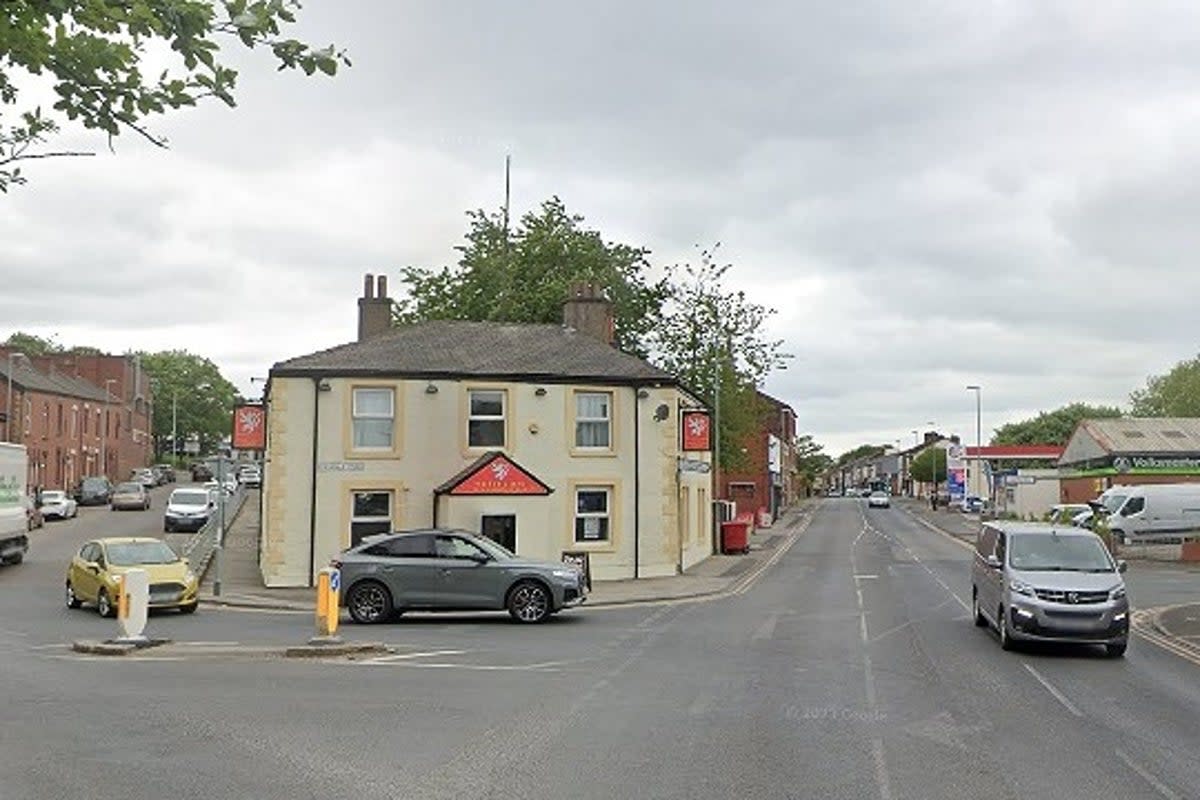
[974,527,1001,622]
[432,535,507,608]
[372,534,437,608]
[71,543,103,602]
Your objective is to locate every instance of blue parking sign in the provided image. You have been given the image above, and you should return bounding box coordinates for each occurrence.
[329,569,341,592]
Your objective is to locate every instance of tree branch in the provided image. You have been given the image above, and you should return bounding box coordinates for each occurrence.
[0,150,96,166]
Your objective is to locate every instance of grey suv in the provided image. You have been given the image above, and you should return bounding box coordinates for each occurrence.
[971,521,1129,657]
[334,529,587,624]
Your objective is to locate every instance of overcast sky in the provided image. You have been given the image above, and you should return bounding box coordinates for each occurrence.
[4,1,1200,455]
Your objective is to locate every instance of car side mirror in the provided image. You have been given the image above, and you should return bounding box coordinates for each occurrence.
[1117,560,1128,574]
[985,554,1002,569]
[469,552,491,565]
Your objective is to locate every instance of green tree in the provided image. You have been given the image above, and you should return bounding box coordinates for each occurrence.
[836,443,887,467]
[395,197,669,357]
[650,245,790,469]
[795,435,834,495]
[2,331,64,355]
[1,0,348,191]
[909,447,948,484]
[139,350,238,458]
[1131,354,1200,417]
[992,402,1124,446]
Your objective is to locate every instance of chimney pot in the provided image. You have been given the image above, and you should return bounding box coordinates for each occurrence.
[377,275,388,297]
[363,273,374,299]
[562,282,615,346]
[357,274,393,341]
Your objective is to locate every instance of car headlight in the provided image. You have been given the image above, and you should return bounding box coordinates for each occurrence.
[551,569,579,581]
[184,571,197,585]
[1110,585,1126,601]
[1008,577,1037,597]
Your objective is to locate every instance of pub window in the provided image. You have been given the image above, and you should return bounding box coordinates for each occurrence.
[468,390,505,448]
[575,392,611,448]
[574,487,611,543]
[350,491,392,546]
[352,388,394,449]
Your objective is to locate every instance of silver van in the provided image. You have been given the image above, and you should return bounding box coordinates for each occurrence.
[971,521,1129,657]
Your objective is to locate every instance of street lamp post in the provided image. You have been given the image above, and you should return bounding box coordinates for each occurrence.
[101,379,116,479]
[966,385,982,500]
[5,352,28,443]
[927,420,939,508]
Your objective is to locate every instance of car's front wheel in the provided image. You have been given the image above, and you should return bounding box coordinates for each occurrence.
[972,590,987,627]
[998,605,1015,651]
[507,580,551,624]
[96,589,115,618]
[346,581,392,624]
[65,582,82,609]
[1106,640,1127,658]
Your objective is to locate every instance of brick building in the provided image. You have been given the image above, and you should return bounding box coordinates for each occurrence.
[718,391,797,521]
[0,350,153,488]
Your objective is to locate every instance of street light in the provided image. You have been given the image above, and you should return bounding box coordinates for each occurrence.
[966,385,982,499]
[100,379,116,479]
[5,352,28,443]
[927,420,939,507]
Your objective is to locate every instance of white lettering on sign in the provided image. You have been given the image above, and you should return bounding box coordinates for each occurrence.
[318,462,366,472]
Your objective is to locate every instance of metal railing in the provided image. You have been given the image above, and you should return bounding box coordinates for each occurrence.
[180,484,248,579]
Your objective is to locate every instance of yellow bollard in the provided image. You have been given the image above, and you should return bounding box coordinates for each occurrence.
[314,567,340,639]
[116,574,129,620]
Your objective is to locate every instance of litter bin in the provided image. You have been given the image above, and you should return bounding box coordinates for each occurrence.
[721,520,750,554]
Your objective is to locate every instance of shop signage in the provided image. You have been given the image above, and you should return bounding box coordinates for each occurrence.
[767,434,782,473]
[448,454,551,496]
[677,457,711,474]
[231,404,267,450]
[1113,456,1200,472]
[681,411,711,451]
[318,461,365,472]
[561,551,592,590]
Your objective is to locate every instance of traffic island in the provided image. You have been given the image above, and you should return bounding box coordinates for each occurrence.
[71,638,173,656]
[283,640,390,659]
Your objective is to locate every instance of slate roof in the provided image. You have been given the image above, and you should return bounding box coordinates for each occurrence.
[0,362,111,402]
[1076,418,1200,455]
[271,320,676,385]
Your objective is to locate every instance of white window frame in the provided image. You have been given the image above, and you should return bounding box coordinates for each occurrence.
[351,387,395,450]
[350,490,393,545]
[468,389,506,448]
[574,486,611,543]
[574,391,612,449]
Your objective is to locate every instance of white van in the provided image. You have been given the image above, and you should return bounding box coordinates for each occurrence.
[1107,483,1200,540]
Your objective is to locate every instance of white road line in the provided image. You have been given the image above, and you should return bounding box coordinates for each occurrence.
[1115,749,1183,800]
[362,649,467,663]
[859,614,870,644]
[854,574,879,580]
[1023,664,1084,717]
[752,613,779,641]
[871,737,895,800]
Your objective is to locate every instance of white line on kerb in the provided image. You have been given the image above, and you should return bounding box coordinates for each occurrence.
[1023,664,1084,717]
[1115,749,1183,800]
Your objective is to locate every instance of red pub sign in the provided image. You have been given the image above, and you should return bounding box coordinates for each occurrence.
[681,410,712,451]
[449,454,551,496]
[231,404,267,450]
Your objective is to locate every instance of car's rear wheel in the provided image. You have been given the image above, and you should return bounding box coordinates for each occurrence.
[972,590,987,627]
[346,581,392,624]
[65,582,82,609]
[97,589,114,618]
[998,605,1015,650]
[1106,640,1127,658]
[507,580,551,624]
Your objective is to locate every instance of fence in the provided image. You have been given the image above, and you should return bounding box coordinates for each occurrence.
[180,485,248,579]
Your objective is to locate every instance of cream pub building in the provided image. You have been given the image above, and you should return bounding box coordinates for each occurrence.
[259,276,715,586]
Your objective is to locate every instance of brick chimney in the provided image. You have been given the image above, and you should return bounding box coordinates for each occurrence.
[562,282,614,345]
[357,273,393,341]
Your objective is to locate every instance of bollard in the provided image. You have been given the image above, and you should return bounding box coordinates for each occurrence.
[310,566,341,644]
[115,568,150,643]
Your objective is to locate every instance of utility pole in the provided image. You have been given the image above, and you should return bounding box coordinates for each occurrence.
[967,385,982,499]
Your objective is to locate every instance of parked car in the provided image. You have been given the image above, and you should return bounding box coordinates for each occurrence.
[971,521,1128,657]
[73,476,113,506]
[23,495,43,531]
[152,464,177,483]
[110,481,151,511]
[132,468,157,489]
[163,487,215,533]
[867,490,891,508]
[335,529,588,624]
[65,537,199,616]
[1046,503,1092,526]
[238,465,261,488]
[190,462,213,482]
[39,490,78,520]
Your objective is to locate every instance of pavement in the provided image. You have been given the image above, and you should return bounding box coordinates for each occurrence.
[199,494,817,611]
[895,494,1200,662]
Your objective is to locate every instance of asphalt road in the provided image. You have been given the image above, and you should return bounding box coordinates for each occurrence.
[1,498,1198,799]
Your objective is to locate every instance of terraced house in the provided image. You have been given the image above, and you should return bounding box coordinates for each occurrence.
[260,277,714,586]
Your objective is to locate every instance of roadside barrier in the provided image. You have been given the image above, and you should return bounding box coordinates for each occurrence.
[180,485,248,579]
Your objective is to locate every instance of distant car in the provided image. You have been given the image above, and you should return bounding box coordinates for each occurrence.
[963,496,989,514]
[153,464,177,483]
[110,481,151,511]
[238,465,261,488]
[1047,503,1092,526]
[73,476,113,506]
[23,495,43,531]
[868,491,891,508]
[164,487,215,533]
[131,468,157,489]
[335,530,587,624]
[40,490,78,520]
[190,462,213,482]
[65,537,199,616]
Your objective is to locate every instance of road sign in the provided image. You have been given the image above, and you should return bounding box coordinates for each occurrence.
[329,569,340,592]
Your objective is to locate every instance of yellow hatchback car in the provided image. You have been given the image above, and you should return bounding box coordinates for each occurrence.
[66,537,200,617]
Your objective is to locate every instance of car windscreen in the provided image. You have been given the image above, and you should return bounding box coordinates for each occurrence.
[106,541,179,566]
[115,483,142,493]
[1009,533,1114,572]
[43,491,65,501]
[170,491,210,507]
[1103,494,1127,513]
[472,536,516,560]
[82,478,108,489]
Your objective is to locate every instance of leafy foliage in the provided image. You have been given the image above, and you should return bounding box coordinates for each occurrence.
[909,447,948,484]
[395,197,668,357]
[1,0,348,191]
[992,403,1123,446]
[1130,354,1200,417]
[836,443,888,468]
[3,330,99,356]
[795,434,834,493]
[138,350,239,457]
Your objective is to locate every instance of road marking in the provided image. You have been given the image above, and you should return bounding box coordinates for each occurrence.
[1115,749,1183,800]
[1023,664,1084,717]
[905,511,974,552]
[871,738,895,800]
[361,649,467,664]
[752,613,779,641]
[854,574,879,580]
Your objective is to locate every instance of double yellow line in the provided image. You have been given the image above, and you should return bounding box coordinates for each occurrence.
[1131,608,1200,668]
